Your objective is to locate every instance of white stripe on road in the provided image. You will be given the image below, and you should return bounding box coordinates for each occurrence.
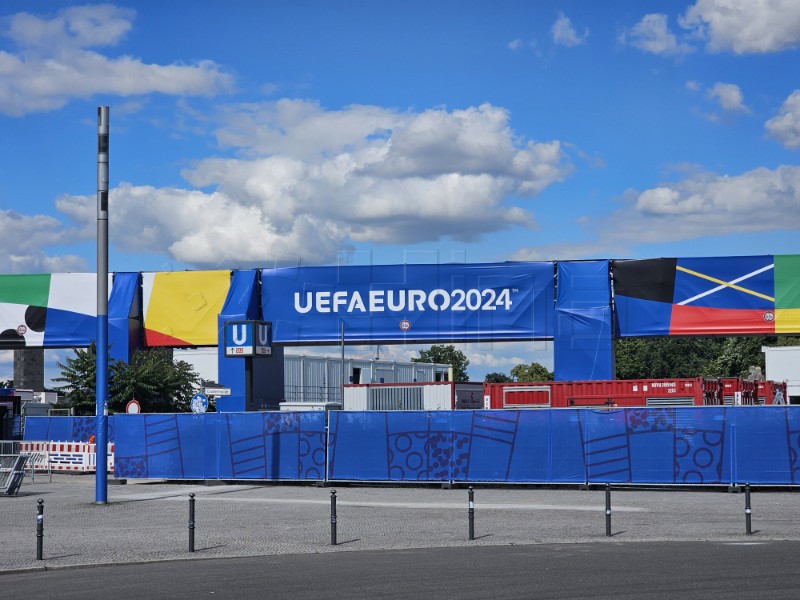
[114,491,645,512]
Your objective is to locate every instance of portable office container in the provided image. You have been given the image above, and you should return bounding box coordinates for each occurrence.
[284,355,451,404]
[342,382,483,411]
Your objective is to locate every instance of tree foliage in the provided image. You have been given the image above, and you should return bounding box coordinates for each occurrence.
[437,336,800,382]
[51,343,107,415]
[701,337,769,378]
[111,349,200,413]
[485,362,554,382]
[614,338,723,379]
[53,346,200,415]
[510,362,554,382]
[413,344,470,382]
[614,336,799,379]
[484,372,513,383]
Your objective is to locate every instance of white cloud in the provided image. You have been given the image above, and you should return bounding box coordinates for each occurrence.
[507,38,524,51]
[680,0,800,54]
[467,340,552,371]
[0,209,88,273]
[0,5,234,116]
[765,90,800,149]
[512,165,800,259]
[707,82,749,113]
[551,12,588,47]
[54,100,574,267]
[7,4,135,50]
[619,13,694,56]
[686,81,750,122]
[625,166,800,233]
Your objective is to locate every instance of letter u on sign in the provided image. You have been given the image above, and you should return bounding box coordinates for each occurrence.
[257,324,269,345]
[232,324,248,345]
[224,321,255,357]
[255,321,272,356]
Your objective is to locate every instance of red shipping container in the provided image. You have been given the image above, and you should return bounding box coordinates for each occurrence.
[482,378,709,409]
[758,380,788,405]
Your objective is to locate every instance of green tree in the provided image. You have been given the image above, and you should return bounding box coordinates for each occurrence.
[159,357,201,412]
[510,362,554,382]
[614,337,722,379]
[613,336,794,379]
[485,372,513,383]
[702,336,768,378]
[54,346,200,415]
[413,344,470,382]
[111,349,199,413]
[51,343,112,415]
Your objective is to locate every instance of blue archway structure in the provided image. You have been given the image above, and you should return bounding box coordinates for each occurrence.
[13,255,800,484]
[1,255,799,412]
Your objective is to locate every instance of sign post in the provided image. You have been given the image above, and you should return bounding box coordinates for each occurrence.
[191,393,209,414]
[203,387,231,397]
[95,106,110,505]
[223,321,272,410]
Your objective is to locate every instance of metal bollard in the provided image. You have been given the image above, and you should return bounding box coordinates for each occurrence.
[330,490,337,546]
[188,493,196,552]
[745,483,752,535]
[468,486,475,541]
[36,499,44,560]
[605,484,612,537]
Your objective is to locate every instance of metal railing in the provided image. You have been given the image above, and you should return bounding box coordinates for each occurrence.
[284,386,342,404]
[0,454,29,495]
[0,441,51,482]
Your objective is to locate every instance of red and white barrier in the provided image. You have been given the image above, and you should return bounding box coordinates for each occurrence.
[20,441,114,473]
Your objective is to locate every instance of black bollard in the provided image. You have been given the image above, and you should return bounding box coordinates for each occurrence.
[745,483,752,535]
[468,486,475,541]
[330,490,337,546]
[188,493,196,552]
[36,499,44,560]
[605,484,612,537]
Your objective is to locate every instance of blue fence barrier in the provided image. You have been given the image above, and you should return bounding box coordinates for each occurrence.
[24,416,116,443]
[112,412,326,480]
[24,407,800,484]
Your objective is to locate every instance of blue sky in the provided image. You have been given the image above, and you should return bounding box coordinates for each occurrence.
[1,1,800,383]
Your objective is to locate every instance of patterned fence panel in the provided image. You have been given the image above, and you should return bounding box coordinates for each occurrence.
[23,407,800,485]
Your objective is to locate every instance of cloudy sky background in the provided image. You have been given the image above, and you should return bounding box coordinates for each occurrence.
[1,1,799,383]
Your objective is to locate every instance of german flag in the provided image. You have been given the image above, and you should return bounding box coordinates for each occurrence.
[613,255,800,337]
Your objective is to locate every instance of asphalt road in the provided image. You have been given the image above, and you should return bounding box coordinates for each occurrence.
[2,541,800,599]
[5,475,800,597]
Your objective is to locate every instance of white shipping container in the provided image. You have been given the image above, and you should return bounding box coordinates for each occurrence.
[285,355,450,404]
[173,348,452,405]
[762,345,800,403]
[343,382,482,411]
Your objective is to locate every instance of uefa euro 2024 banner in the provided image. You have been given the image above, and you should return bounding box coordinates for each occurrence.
[261,262,555,343]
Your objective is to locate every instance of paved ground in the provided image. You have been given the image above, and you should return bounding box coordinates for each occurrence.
[2,474,800,574]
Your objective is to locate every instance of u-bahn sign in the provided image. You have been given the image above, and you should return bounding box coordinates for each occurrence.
[223,320,272,357]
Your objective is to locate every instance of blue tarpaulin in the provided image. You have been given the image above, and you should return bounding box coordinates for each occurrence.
[28,408,800,485]
[554,261,613,381]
